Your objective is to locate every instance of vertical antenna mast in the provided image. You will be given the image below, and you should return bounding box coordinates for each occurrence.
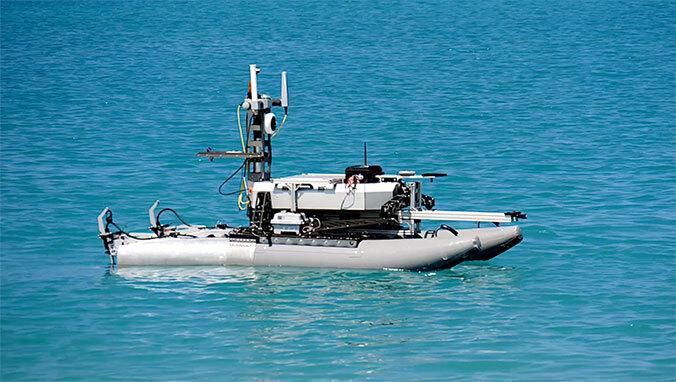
[249,64,259,111]
[241,65,289,182]
[364,142,368,166]
[196,64,290,188]
[280,71,288,114]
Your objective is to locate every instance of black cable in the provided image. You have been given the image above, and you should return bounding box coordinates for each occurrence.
[156,208,192,227]
[437,224,459,236]
[218,160,246,196]
[110,221,200,239]
[106,222,156,240]
[216,109,251,197]
[171,233,199,238]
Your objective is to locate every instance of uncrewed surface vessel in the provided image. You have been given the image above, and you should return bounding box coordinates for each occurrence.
[97,65,526,271]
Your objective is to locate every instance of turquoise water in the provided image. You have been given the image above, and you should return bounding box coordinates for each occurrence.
[1,0,674,380]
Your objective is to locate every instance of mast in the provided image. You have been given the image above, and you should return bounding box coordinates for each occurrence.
[197,64,289,183]
[241,64,282,182]
[246,64,268,181]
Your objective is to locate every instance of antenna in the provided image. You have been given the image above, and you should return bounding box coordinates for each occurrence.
[249,64,259,111]
[364,142,368,166]
[197,65,288,183]
[280,71,288,114]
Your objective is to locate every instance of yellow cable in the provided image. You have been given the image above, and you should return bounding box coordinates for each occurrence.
[272,114,287,138]
[236,106,250,210]
[237,178,250,211]
[237,105,246,152]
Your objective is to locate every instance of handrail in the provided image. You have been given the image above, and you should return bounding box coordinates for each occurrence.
[97,207,110,235]
[148,200,160,229]
[400,210,525,223]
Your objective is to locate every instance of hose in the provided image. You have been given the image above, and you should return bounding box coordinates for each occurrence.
[237,177,250,211]
[272,114,287,138]
[437,224,459,236]
[237,105,246,152]
[218,160,246,196]
[106,222,155,240]
[156,208,192,227]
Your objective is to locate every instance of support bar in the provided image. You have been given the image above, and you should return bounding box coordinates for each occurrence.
[400,210,523,223]
[148,200,160,229]
[97,207,110,235]
[197,151,264,159]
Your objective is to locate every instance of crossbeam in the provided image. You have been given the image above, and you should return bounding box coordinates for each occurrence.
[196,151,264,159]
[400,210,525,223]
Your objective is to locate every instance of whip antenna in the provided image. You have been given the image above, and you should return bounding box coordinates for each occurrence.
[364,142,368,166]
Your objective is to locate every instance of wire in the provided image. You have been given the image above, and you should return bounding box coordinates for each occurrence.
[237,177,250,210]
[108,221,199,240]
[246,113,252,147]
[272,114,287,138]
[156,208,192,227]
[217,106,250,208]
[239,110,250,210]
[218,160,246,196]
[106,222,156,240]
[258,191,268,227]
[237,105,246,152]
[340,186,356,210]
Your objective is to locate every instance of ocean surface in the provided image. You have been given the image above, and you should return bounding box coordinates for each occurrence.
[1,1,674,380]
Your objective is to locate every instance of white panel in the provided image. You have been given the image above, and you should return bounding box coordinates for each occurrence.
[270,182,396,211]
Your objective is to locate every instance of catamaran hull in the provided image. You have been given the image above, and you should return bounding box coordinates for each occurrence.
[108,226,522,271]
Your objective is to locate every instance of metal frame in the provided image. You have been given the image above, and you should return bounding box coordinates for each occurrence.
[400,210,517,224]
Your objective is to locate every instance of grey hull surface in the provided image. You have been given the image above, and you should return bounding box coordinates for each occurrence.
[112,226,522,271]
